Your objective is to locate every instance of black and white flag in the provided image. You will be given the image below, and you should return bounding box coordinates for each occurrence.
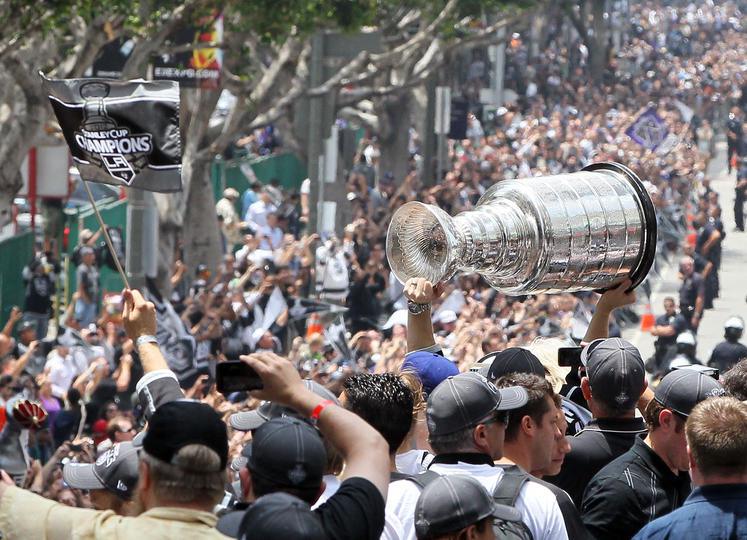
[289,297,348,321]
[41,73,182,192]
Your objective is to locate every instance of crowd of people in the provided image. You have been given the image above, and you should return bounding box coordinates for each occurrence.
[1,1,747,539]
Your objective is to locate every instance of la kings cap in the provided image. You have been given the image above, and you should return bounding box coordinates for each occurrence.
[427,372,527,436]
[655,369,725,417]
[63,441,139,500]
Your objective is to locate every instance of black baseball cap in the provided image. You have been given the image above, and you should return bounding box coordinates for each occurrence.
[246,417,326,490]
[229,379,338,431]
[582,338,646,410]
[138,400,228,470]
[478,347,546,383]
[415,474,521,539]
[427,372,528,436]
[238,492,326,540]
[655,369,725,417]
[62,441,139,500]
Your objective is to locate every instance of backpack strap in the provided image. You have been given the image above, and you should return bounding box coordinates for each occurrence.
[403,469,441,490]
[389,471,412,483]
[493,464,530,507]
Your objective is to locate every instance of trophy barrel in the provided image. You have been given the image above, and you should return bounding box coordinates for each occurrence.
[386,162,657,294]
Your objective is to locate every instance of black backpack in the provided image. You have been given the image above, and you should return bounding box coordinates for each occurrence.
[391,465,534,540]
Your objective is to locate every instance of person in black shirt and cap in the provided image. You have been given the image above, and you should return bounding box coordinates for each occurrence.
[221,352,390,540]
[218,416,328,537]
[581,368,725,540]
[545,338,648,508]
[708,316,747,373]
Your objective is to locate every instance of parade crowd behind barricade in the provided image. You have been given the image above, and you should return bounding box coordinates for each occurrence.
[1,3,747,539]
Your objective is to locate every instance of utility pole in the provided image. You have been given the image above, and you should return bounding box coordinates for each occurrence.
[434,86,451,182]
[125,188,158,289]
[305,31,382,237]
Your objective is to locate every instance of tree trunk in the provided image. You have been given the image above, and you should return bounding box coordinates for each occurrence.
[182,157,222,277]
[588,0,608,85]
[376,92,413,184]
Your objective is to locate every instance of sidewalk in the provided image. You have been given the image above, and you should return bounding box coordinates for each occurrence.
[622,139,747,361]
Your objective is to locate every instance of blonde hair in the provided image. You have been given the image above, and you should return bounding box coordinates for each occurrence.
[527,337,572,393]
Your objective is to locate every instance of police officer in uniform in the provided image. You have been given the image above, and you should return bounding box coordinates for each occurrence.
[709,317,747,373]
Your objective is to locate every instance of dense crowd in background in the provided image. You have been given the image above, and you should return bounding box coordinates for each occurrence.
[2,2,747,539]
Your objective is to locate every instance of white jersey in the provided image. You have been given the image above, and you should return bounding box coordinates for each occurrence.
[387,460,568,540]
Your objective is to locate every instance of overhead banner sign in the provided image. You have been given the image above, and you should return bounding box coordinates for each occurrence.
[41,74,182,192]
[152,13,223,89]
[625,108,669,150]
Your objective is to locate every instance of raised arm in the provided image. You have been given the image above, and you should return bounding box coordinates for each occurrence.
[583,279,635,343]
[122,289,184,418]
[244,352,390,499]
[404,278,445,353]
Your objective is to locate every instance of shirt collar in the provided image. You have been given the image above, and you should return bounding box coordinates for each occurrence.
[630,437,689,484]
[141,506,218,527]
[686,483,747,505]
[583,417,648,434]
[430,453,494,467]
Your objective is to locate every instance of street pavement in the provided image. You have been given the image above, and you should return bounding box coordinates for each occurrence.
[623,139,747,363]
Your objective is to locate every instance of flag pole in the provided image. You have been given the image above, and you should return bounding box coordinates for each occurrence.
[82,180,130,289]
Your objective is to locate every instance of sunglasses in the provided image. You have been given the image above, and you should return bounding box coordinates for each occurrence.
[482,410,510,426]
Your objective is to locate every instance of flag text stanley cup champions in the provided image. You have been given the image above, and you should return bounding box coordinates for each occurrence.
[41,73,182,192]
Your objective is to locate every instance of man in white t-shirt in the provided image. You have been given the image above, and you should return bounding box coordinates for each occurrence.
[387,372,569,540]
[244,190,277,231]
[257,212,283,252]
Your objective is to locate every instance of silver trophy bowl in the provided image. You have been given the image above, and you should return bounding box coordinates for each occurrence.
[386,162,657,294]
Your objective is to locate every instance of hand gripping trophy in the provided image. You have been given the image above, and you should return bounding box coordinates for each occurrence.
[386,163,657,294]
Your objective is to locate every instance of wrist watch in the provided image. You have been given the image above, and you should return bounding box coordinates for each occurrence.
[407,300,431,316]
[135,335,158,348]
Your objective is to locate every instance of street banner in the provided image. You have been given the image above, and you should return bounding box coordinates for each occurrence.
[625,108,669,150]
[152,13,223,89]
[41,74,182,192]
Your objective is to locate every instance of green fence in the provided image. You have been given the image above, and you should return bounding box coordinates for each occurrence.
[211,152,307,201]
[64,198,127,301]
[0,231,35,329]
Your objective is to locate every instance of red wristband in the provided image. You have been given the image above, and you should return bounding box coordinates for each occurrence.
[310,399,334,426]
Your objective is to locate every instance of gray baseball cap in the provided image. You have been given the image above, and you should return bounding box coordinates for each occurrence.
[426,372,528,436]
[62,441,139,500]
[655,369,725,417]
[415,474,521,539]
[229,379,338,431]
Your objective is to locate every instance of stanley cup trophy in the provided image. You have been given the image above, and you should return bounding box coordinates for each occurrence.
[386,162,657,294]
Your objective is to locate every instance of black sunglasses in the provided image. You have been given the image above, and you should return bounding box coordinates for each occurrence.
[482,410,510,426]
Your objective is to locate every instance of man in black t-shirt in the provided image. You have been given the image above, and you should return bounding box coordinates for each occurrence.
[546,338,648,509]
[678,257,705,332]
[215,371,387,540]
[727,106,741,174]
[649,297,687,376]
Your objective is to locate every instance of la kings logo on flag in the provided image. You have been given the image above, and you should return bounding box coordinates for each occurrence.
[74,81,153,184]
[41,73,183,193]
